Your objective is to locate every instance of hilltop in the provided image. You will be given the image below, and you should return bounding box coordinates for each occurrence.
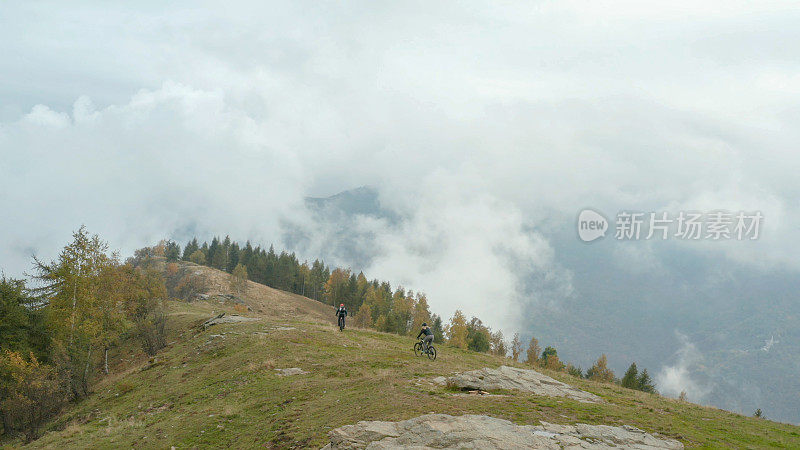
[9,262,800,448]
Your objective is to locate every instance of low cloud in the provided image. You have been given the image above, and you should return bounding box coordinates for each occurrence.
[364,176,573,332]
[656,331,713,401]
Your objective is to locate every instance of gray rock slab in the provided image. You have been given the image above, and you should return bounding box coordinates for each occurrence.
[434,366,601,403]
[321,414,683,449]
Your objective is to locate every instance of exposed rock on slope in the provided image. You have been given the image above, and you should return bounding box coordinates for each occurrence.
[201,313,260,328]
[433,365,601,403]
[275,367,308,376]
[322,414,683,449]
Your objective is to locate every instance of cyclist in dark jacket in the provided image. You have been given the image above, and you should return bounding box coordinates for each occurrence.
[416,323,434,353]
[336,304,347,329]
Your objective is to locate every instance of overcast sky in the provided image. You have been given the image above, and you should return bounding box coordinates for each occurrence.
[2,1,799,331]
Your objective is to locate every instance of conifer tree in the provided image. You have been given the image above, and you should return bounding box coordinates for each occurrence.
[182,238,199,261]
[164,240,181,262]
[222,236,232,259]
[541,346,558,365]
[566,364,583,378]
[621,363,639,389]
[240,241,254,268]
[0,277,43,356]
[211,243,228,271]
[466,317,491,352]
[226,242,240,273]
[265,245,277,285]
[637,368,656,393]
[207,237,220,268]
[431,314,445,343]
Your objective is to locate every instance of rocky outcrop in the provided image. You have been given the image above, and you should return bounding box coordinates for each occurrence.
[433,365,601,403]
[322,414,683,449]
[202,313,260,328]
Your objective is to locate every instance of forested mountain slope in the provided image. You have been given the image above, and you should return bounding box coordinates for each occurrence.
[11,263,800,449]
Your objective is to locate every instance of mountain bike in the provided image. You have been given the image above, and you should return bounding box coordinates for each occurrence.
[414,339,437,360]
[338,315,346,331]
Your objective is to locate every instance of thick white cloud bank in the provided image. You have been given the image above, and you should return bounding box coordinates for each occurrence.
[2,1,800,332]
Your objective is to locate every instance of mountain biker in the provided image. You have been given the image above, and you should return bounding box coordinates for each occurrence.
[416,322,434,353]
[336,303,348,329]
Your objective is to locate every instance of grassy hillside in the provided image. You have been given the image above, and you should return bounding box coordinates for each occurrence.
[7,264,800,449]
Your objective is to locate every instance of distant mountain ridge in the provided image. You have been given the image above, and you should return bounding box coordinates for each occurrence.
[305,186,392,219]
[283,186,398,270]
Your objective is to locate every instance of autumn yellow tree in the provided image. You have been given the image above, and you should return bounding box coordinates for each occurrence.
[188,249,206,265]
[230,263,248,296]
[373,315,388,332]
[151,239,167,257]
[511,333,523,362]
[355,271,369,304]
[32,227,168,394]
[490,330,507,356]
[446,310,468,348]
[95,263,141,374]
[374,285,393,319]
[586,354,615,382]
[393,288,415,335]
[544,353,564,371]
[526,336,541,366]
[358,285,382,325]
[122,265,168,356]
[352,303,373,328]
[33,226,116,397]
[0,350,68,441]
[410,293,432,333]
[324,268,351,307]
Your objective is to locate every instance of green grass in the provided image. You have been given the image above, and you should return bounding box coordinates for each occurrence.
[7,299,800,449]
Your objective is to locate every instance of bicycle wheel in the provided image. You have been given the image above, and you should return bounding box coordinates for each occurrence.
[427,345,437,361]
[413,342,423,357]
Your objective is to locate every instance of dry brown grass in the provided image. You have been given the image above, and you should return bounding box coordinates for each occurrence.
[188,263,335,324]
[245,359,275,372]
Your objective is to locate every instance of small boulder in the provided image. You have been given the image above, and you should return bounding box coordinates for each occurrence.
[275,368,308,376]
